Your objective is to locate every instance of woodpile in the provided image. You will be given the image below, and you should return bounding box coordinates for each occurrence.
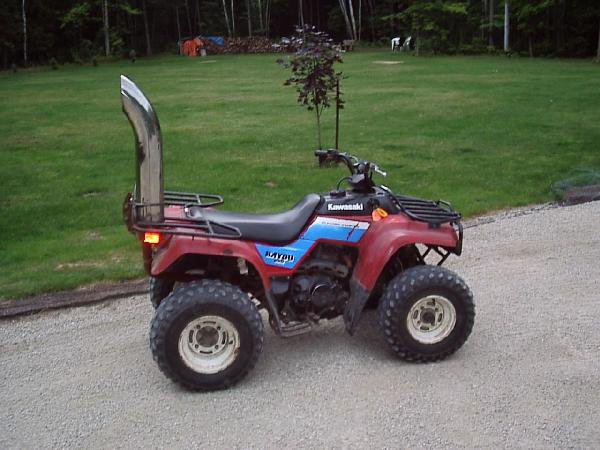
[203,37,287,54]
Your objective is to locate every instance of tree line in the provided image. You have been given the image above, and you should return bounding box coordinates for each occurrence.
[1,0,599,68]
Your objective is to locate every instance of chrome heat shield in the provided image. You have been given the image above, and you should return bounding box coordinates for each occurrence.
[120,75,164,222]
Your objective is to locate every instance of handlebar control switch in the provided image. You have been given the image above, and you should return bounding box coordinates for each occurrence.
[330,189,347,198]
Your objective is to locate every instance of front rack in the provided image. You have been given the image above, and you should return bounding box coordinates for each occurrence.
[124,190,242,239]
[393,194,461,227]
[393,194,463,258]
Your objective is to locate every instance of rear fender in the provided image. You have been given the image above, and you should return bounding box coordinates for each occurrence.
[149,235,272,289]
[344,216,459,334]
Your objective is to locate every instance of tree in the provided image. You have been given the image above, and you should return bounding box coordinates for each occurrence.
[348,0,357,40]
[22,0,27,63]
[264,0,271,37]
[489,0,494,46]
[596,19,600,62]
[174,5,182,41]
[141,0,152,55]
[59,1,96,59]
[503,1,509,52]
[597,16,600,61]
[195,0,201,35]
[221,0,232,36]
[257,0,264,31]
[231,0,236,36]
[357,0,362,41]
[246,0,252,36]
[3,0,600,68]
[398,1,469,55]
[277,26,344,150]
[182,0,192,35]
[299,0,305,29]
[102,0,110,56]
[514,0,554,57]
[338,0,356,40]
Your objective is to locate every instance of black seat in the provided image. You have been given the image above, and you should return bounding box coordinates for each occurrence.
[187,194,322,244]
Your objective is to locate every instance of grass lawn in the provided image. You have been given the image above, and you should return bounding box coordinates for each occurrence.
[1,51,599,300]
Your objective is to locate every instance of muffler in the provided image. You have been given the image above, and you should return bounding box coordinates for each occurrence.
[120,75,164,222]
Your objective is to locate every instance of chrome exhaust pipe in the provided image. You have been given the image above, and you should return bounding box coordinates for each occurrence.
[120,75,164,222]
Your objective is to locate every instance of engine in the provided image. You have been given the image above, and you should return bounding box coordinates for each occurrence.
[283,246,353,321]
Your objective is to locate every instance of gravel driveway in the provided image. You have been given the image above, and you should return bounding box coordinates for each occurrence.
[1,202,599,449]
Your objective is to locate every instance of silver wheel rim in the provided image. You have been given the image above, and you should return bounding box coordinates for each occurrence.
[406,295,456,344]
[178,315,240,374]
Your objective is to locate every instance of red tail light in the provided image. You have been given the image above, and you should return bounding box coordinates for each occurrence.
[143,232,161,244]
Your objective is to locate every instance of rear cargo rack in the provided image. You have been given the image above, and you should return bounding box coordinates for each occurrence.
[125,189,242,239]
[163,190,224,208]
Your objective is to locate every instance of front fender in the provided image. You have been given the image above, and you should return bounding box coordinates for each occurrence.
[354,216,459,290]
[344,215,460,334]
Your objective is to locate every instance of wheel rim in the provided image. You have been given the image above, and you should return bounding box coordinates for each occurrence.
[178,315,240,374]
[406,295,456,344]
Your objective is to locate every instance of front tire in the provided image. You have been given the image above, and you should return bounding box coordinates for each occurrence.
[150,279,264,391]
[378,265,475,362]
[149,277,174,309]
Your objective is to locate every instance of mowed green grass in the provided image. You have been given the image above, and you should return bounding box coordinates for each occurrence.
[1,52,599,300]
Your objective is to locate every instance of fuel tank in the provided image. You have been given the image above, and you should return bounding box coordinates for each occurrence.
[316,186,400,216]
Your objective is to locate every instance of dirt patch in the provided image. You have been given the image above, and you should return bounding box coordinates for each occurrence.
[562,184,600,205]
[0,279,148,318]
[82,191,102,197]
[373,60,404,65]
[55,261,105,270]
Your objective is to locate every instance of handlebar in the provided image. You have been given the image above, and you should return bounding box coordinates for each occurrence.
[314,149,386,178]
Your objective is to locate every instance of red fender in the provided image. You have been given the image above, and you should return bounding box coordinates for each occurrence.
[150,234,277,289]
[351,214,459,291]
[146,205,297,289]
[343,214,459,334]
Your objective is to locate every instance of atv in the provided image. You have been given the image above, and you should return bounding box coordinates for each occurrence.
[121,75,475,391]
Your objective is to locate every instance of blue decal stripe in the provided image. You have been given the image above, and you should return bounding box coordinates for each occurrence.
[256,239,312,270]
[302,223,367,243]
[256,218,370,269]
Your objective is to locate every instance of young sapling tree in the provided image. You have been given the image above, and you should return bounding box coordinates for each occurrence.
[277,26,344,150]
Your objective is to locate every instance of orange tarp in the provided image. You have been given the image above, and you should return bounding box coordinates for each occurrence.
[181,38,204,57]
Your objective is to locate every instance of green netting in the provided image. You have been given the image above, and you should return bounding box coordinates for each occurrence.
[550,168,600,198]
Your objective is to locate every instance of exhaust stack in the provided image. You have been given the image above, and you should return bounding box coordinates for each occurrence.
[120,75,164,222]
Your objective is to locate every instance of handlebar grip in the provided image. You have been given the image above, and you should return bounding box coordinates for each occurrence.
[314,150,328,157]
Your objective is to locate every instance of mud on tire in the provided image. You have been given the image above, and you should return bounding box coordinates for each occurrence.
[150,279,264,391]
[378,265,475,362]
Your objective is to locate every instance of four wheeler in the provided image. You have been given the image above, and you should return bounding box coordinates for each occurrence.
[121,75,475,391]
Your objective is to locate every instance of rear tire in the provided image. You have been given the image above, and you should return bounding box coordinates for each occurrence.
[150,279,264,391]
[378,265,474,362]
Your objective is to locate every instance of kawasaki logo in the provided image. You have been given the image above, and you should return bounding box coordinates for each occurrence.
[327,203,364,211]
[264,251,295,263]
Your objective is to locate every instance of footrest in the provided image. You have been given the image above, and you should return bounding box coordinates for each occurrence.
[279,321,312,338]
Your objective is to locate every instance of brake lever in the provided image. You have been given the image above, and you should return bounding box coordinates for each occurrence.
[373,165,387,177]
